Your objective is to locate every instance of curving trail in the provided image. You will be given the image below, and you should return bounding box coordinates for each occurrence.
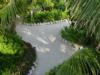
[16,21,76,75]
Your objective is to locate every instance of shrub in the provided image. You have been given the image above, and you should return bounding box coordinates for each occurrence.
[32,11,51,23]
[61,26,97,47]
[23,9,68,23]
[33,11,55,23]
[54,2,66,11]
[61,27,86,43]
[0,33,36,75]
[23,13,32,23]
[0,33,23,55]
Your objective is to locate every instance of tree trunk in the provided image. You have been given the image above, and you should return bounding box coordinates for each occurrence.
[10,20,16,32]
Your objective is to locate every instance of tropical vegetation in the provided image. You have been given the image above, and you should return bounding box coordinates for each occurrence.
[0,0,36,75]
[23,0,68,23]
[46,48,100,75]
[46,0,100,75]
[1,0,100,75]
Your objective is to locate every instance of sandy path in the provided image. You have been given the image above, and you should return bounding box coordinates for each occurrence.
[16,21,76,75]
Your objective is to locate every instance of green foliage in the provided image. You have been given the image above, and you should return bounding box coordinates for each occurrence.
[54,10,68,20]
[45,48,100,75]
[0,33,23,54]
[54,0,66,11]
[61,26,97,47]
[24,10,68,23]
[0,33,36,75]
[33,11,54,23]
[0,0,9,9]
[1,68,11,75]
[0,0,36,75]
[0,33,23,74]
[48,1,100,75]
[36,0,54,10]
[45,64,62,75]
[23,0,68,23]
[67,0,100,41]
[61,26,86,44]
[0,0,28,33]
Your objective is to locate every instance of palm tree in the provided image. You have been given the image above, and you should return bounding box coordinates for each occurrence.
[0,0,29,34]
[47,48,100,75]
[46,1,100,75]
[64,0,100,74]
[67,0,100,43]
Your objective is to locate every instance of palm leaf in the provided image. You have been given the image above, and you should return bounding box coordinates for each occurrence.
[0,0,28,33]
[56,48,100,75]
[67,0,100,41]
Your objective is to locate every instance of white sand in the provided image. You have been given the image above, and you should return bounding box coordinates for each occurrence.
[16,21,76,75]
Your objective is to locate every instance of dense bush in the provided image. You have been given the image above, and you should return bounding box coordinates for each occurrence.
[45,48,100,75]
[23,0,68,23]
[54,1,66,11]
[24,10,68,23]
[46,26,100,75]
[0,33,23,54]
[61,26,97,47]
[0,0,37,75]
[0,33,36,75]
[33,11,54,23]
[36,0,54,11]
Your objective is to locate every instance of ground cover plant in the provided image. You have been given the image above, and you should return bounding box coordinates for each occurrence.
[0,0,36,75]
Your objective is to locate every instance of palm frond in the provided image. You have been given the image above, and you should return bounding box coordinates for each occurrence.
[0,0,28,33]
[67,0,100,40]
[56,48,100,75]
